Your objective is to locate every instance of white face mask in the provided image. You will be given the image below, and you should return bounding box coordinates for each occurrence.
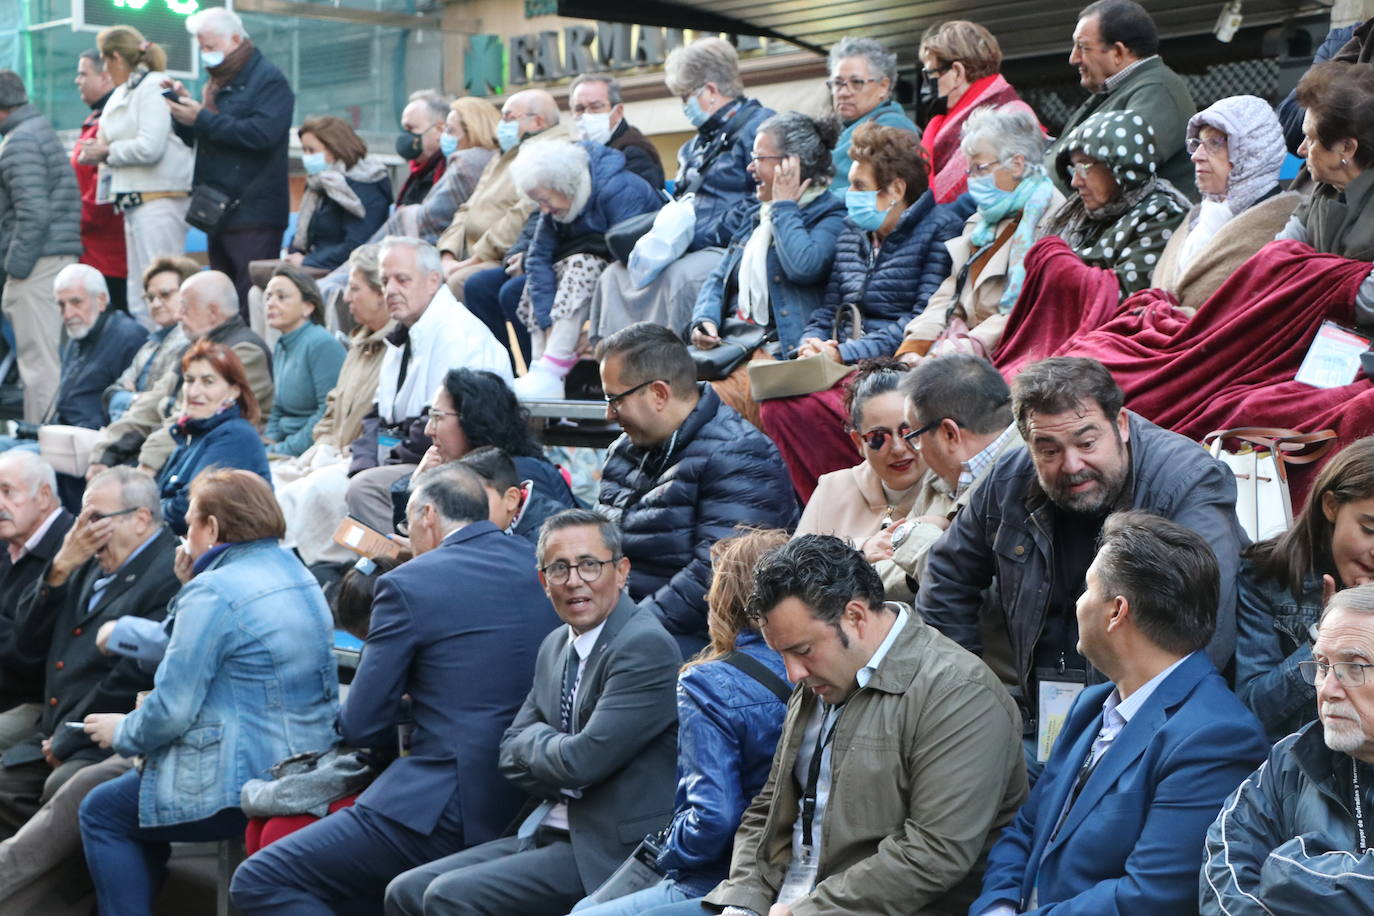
[575,112,614,145]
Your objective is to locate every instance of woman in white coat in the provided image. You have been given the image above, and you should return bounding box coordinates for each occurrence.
[79,25,194,328]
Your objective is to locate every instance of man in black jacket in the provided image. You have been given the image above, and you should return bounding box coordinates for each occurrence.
[167,7,293,316]
[596,323,797,657]
[571,74,665,191]
[0,453,73,752]
[0,467,178,837]
[50,264,146,430]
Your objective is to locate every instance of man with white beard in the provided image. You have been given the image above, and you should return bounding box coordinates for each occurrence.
[1202,584,1374,914]
[47,264,146,430]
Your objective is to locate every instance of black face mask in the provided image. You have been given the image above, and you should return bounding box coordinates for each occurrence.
[395,130,424,161]
[918,72,948,118]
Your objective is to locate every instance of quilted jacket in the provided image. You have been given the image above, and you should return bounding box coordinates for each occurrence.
[598,385,798,639]
[803,191,967,362]
[0,104,82,279]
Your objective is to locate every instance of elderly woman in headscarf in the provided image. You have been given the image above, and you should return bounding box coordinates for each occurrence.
[1150,95,1298,314]
[897,104,1063,359]
[1044,108,1191,296]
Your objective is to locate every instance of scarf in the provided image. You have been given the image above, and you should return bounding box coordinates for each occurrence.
[736,183,829,326]
[922,74,1025,204]
[1178,199,1234,273]
[970,170,1059,312]
[202,40,254,113]
[291,157,387,253]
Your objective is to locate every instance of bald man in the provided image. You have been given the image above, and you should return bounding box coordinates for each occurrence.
[87,269,273,476]
[438,88,573,297]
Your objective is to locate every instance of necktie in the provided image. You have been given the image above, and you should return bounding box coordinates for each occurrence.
[559,643,579,733]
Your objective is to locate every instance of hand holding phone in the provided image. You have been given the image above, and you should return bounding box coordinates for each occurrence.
[161,87,182,102]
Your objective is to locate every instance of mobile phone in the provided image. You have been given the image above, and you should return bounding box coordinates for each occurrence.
[161,88,181,102]
[63,721,86,731]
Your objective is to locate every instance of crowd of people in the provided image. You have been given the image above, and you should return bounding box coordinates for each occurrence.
[0,0,1372,912]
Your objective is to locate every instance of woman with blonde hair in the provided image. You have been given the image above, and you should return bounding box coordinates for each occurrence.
[82,25,194,327]
[564,529,791,916]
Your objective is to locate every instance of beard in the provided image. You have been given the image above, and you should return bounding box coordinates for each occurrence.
[1322,700,1368,754]
[66,321,93,340]
[1045,462,1129,514]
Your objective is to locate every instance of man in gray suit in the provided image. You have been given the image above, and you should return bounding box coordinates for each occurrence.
[385,508,680,915]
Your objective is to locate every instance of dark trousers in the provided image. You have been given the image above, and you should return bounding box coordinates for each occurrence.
[209,226,282,320]
[463,267,530,370]
[231,796,467,916]
[103,275,128,314]
[78,768,248,916]
[385,830,583,916]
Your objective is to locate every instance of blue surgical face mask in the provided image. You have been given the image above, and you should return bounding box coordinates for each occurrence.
[200,49,225,69]
[497,119,521,153]
[967,173,1012,211]
[683,91,709,129]
[439,132,459,158]
[301,151,328,175]
[845,189,890,232]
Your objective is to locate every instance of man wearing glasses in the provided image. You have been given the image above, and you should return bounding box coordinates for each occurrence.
[975,512,1266,916]
[387,507,679,915]
[1044,0,1196,199]
[595,322,797,658]
[1203,583,1374,913]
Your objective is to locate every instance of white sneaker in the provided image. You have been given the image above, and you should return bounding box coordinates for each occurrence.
[514,360,566,401]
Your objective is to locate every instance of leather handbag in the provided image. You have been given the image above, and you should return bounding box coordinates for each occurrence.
[688,319,768,381]
[38,425,101,478]
[184,183,237,234]
[605,210,658,265]
[748,354,854,401]
[1202,426,1338,542]
[832,302,864,342]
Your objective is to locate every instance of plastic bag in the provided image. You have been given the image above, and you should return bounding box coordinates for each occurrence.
[628,194,696,289]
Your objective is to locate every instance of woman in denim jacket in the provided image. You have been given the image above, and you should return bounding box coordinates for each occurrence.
[565,529,792,916]
[78,469,339,916]
[1237,436,1374,741]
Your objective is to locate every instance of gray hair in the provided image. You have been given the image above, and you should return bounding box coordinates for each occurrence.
[408,89,452,123]
[348,243,382,291]
[0,450,56,499]
[0,70,27,110]
[185,8,247,40]
[511,140,589,200]
[88,466,163,523]
[54,262,109,300]
[536,508,623,566]
[664,37,743,99]
[570,73,621,106]
[959,105,1047,169]
[1322,582,1374,625]
[827,37,897,86]
[758,111,839,184]
[183,270,238,321]
[412,463,489,528]
[380,236,443,277]
[79,48,105,71]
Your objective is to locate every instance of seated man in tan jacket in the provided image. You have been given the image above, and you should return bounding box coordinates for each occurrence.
[437,89,571,297]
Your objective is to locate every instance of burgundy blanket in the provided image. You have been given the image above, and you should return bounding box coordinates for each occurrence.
[992,236,1122,377]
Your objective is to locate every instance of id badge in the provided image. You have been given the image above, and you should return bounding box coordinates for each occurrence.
[1035,669,1086,763]
[776,849,819,905]
[396,721,414,758]
[94,165,114,206]
[377,433,401,466]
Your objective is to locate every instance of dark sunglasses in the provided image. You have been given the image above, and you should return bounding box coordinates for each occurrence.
[860,423,912,451]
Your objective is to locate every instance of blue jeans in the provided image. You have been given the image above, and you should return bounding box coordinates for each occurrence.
[639,900,715,916]
[570,878,694,915]
[78,768,248,916]
[463,266,530,368]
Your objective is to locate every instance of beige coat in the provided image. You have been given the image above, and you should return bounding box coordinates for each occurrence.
[436,122,573,263]
[705,612,1026,916]
[796,460,920,601]
[1150,191,1300,314]
[310,319,394,451]
[900,193,1065,354]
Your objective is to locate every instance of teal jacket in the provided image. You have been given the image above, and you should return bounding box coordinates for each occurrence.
[831,100,919,196]
[265,322,345,456]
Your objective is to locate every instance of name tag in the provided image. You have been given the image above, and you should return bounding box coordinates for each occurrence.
[94,165,114,206]
[776,849,819,905]
[1036,672,1086,763]
[377,433,401,466]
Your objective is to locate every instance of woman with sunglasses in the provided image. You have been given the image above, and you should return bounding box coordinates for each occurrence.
[918,20,1040,204]
[796,360,924,600]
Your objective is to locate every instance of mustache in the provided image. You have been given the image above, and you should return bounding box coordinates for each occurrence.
[1323,701,1361,721]
[1059,469,1102,488]
[0,511,11,522]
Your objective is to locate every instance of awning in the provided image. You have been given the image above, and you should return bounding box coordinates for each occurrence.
[557,0,1326,63]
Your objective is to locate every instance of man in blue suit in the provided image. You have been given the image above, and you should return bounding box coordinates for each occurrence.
[230,463,561,914]
[971,510,1269,915]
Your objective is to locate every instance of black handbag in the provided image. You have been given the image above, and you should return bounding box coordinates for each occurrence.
[688,319,769,382]
[832,302,864,342]
[184,183,237,234]
[605,210,658,265]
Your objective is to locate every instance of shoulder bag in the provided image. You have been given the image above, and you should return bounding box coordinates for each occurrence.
[1203,426,1338,542]
[688,319,770,381]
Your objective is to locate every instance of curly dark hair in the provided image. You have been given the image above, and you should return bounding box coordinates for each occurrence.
[843,357,909,431]
[442,369,543,458]
[747,534,887,644]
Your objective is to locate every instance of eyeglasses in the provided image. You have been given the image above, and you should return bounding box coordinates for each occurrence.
[826,77,882,92]
[902,417,946,449]
[501,111,537,123]
[540,556,618,585]
[859,423,912,451]
[145,289,177,304]
[426,407,458,426]
[89,506,139,522]
[1300,659,1374,687]
[603,378,664,413]
[572,102,611,115]
[1066,161,1101,179]
[749,154,785,164]
[966,159,1005,179]
[1186,135,1228,156]
[920,66,951,79]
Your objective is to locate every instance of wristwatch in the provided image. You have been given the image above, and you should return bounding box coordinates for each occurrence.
[890,519,915,549]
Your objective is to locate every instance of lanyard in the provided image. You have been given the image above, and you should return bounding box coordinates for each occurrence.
[1356,761,1368,855]
[800,705,842,853]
